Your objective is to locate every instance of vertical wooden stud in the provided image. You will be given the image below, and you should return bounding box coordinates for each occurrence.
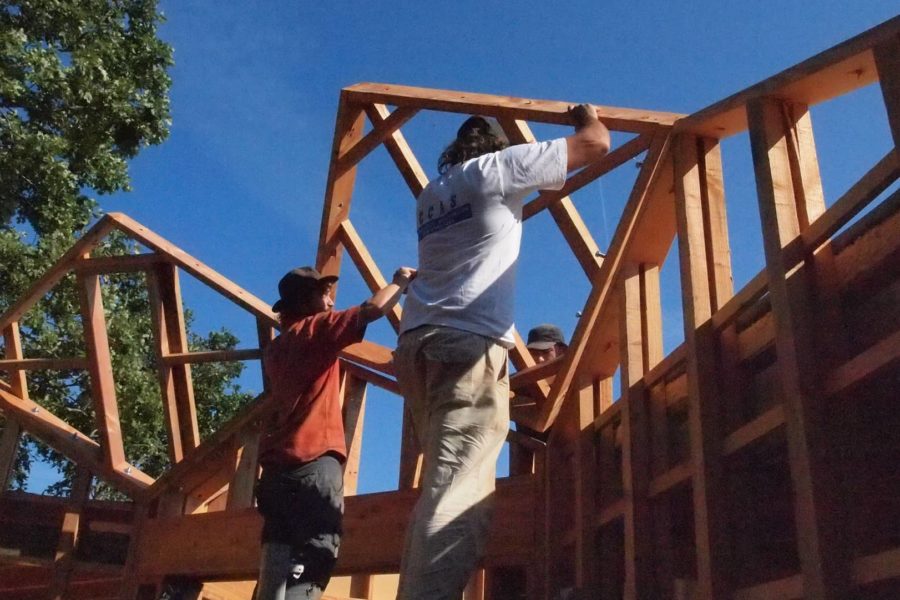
[573,377,599,591]
[257,317,276,394]
[398,406,423,490]
[77,272,127,470]
[673,133,734,598]
[148,270,186,463]
[619,263,663,598]
[531,444,550,600]
[49,467,92,600]
[1,323,28,491]
[226,427,261,511]
[747,96,848,599]
[595,376,614,415]
[155,264,200,455]
[341,371,367,496]
[0,417,20,492]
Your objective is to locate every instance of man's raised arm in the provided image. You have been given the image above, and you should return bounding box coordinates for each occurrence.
[565,103,611,172]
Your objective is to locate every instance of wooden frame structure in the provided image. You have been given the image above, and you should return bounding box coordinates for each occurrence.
[1,16,899,599]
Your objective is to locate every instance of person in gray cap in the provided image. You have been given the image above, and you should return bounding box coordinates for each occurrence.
[526,323,569,364]
[255,265,415,600]
[394,105,610,600]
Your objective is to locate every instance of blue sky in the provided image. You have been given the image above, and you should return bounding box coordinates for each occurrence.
[23,2,899,494]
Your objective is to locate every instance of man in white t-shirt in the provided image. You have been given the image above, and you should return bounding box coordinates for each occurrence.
[394,105,610,600]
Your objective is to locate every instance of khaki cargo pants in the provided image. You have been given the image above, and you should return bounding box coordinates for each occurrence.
[393,325,510,600]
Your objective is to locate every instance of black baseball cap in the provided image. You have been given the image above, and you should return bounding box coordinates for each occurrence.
[526,324,566,350]
[457,115,509,145]
[272,267,338,313]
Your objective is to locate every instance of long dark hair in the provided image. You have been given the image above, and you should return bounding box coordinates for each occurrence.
[438,124,508,174]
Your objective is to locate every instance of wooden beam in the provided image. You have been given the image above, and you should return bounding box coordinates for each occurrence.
[48,467,92,600]
[647,461,692,499]
[316,93,367,281]
[106,212,278,326]
[0,417,21,492]
[0,357,89,371]
[508,332,549,403]
[509,354,562,393]
[572,378,598,591]
[339,340,395,376]
[143,394,270,501]
[341,372,367,497]
[531,131,671,432]
[133,476,534,579]
[824,327,900,397]
[522,133,653,219]
[148,269,186,464]
[160,348,262,366]
[618,263,662,598]
[339,359,400,395]
[747,96,849,598]
[365,104,429,198]
[710,149,898,332]
[398,406,422,490]
[676,16,900,137]
[1,323,28,492]
[345,83,684,133]
[0,381,151,497]
[120,502,150,600]
[73,253,166,275]
[154,263,199,454]
[77,272,127,471]
[673,132,733,597]
[0,216,117,332]
[338,106,419,171]
[874,32,900,147]
[225,427,260,511]
[257,317,275,394]
[497,117,604,280]
[337,219,402,331]
[722,405,785,455]
[785,151,898,267]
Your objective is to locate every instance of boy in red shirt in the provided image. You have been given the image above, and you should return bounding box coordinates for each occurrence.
[255,265,415,600]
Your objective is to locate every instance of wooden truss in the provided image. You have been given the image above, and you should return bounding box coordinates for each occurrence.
[1,14,899,600]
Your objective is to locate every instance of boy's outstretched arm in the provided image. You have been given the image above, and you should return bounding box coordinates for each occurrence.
[360,267,417,322]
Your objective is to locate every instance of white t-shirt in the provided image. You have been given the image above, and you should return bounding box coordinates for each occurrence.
[400,138,568,346]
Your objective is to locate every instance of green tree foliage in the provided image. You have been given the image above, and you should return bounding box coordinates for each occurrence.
[0,1,255,497]
[1,0,172,234]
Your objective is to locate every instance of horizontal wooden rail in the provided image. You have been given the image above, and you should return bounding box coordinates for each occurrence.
[73,253,167,275]
[722,405,786,455]
[339,359,400,395]
[509,355,563,391]
[0,357,89,371]
[161,348,262,366]
[345,82,684,134]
